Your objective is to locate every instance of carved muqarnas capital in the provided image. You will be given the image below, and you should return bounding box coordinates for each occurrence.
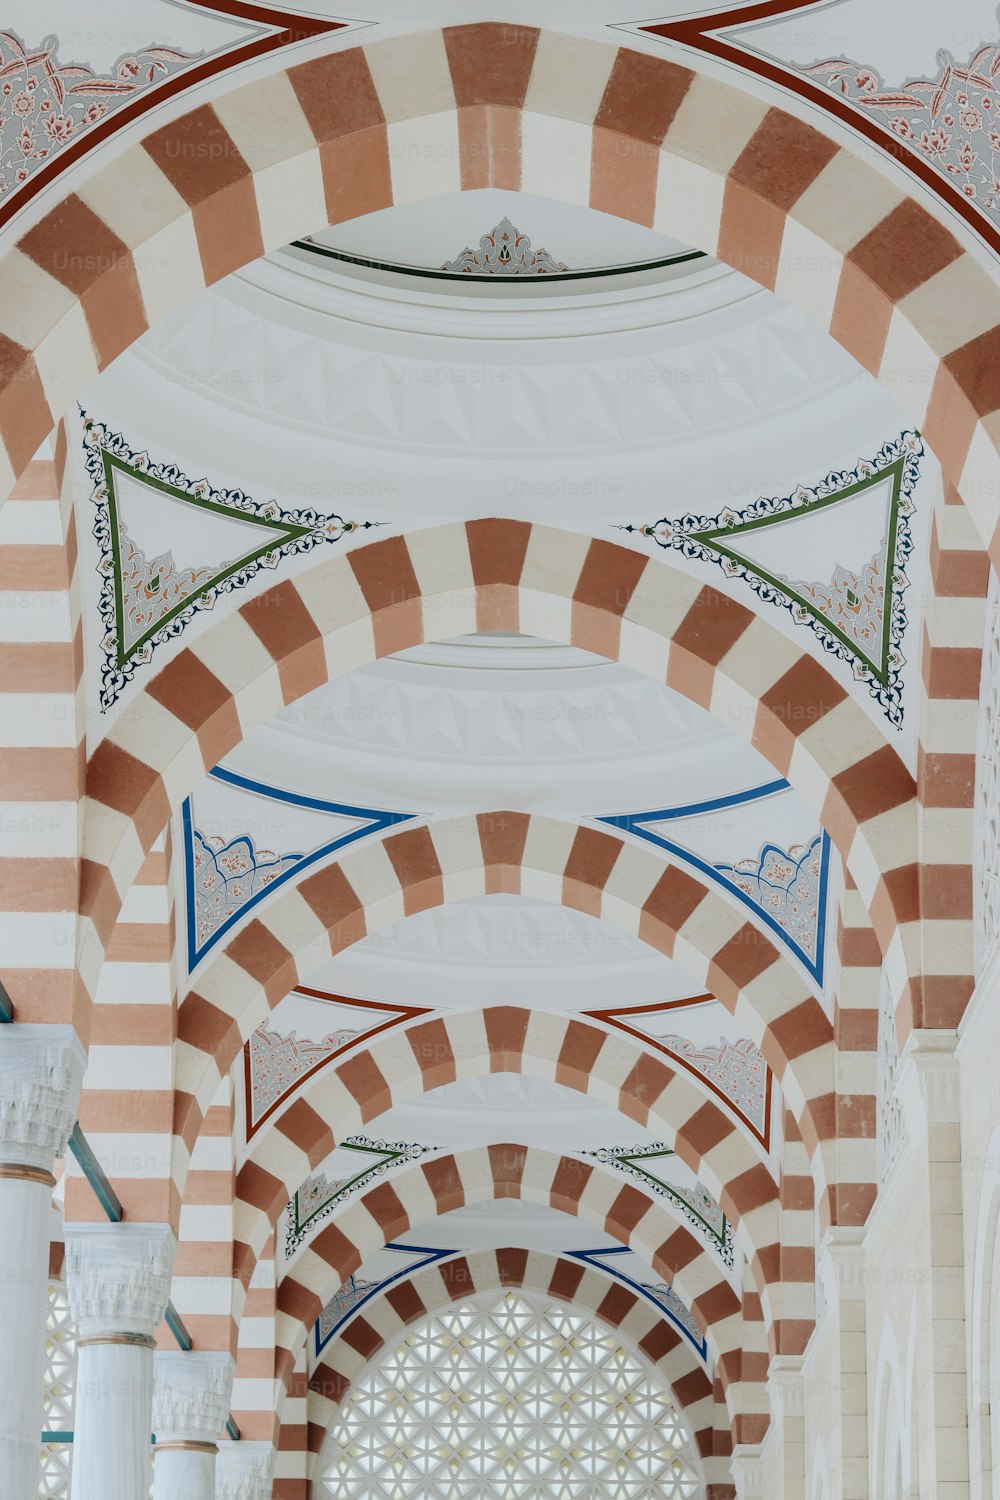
[216,1441,275,1500]
[0,1025,86,1170]
[65,1223,176,1339]
[153,1351,234,1443]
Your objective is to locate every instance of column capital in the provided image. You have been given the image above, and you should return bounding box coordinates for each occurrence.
[766,1353,805,1417]
[65,1222,176,1340]
[153,1351,234,1445]
[216,1440,274,1500]
[820,1224,867,1300]
[0,1024,85,1170]
[899,1029,960,1124]
[730,1442,764,1499]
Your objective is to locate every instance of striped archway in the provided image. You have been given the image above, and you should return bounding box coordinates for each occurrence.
[299,1246,733,1496]
[171,813,837,1207]
[2,21,997,561]
[231,1004,778,1279]
[84,522,916,1054]
[267,1143,771,1443]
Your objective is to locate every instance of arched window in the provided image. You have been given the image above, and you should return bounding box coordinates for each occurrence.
[319,1289,706,1500]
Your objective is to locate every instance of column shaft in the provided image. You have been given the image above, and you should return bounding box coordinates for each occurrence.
[0,1025,84,1500]
[73,1341,154,1500]
[153,1445,216,1500]
[64,1223,176,1500]
[0,1171,53,1500]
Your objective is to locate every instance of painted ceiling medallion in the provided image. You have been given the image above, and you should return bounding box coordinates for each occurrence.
[624,431,922,724]
[440,217,570,275]
[285,1138,434,1258]
[83,414,378,710]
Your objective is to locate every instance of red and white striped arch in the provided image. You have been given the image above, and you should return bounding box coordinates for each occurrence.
[300,1246,733,1495]
[85,525,916,1013]
[1,23,997,555]
[269,1144,776,1443]
[233,1005,777,1280]
[170,812,834,1180]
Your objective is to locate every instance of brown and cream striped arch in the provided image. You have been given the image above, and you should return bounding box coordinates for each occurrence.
[298,1246,733,1496]
[269,1145,769,1442]
[84,520,915,1021]
[0,22,997,549]
[229,1005,778,1279]
[170,812,835,1175]
[217,1014,788,1362]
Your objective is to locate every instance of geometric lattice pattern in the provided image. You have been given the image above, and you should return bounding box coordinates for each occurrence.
[320,1290,704,1500]
[975,566,1000,977]
[39,1282,77,1499]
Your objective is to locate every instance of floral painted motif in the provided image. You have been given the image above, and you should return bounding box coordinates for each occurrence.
[285,1138,432,1257]
[659,1036,769,1144]
[249,1025,364,1127]
[316,1275,378,1346]
[118,533,220,657]
[590,1143,733,1266]
[82,411,379,709]
[783,552,886,664]
[0,31,195,199]
[192,830,306,960]
[441,217,570,275]
[803,43,1000,222]
[640,1283,706,1356]
[624,431,922,725]
[716,835,824,964]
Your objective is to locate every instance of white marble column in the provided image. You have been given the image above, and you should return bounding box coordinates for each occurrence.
[216,1440,275,1499]
[0,1024,85,1500]
[64,1223,176,1500]
[152,1352,234,1500]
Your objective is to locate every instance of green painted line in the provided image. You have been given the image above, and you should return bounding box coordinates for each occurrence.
[290,239,707,283]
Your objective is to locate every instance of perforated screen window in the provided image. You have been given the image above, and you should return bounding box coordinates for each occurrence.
[320,1289,705,1500]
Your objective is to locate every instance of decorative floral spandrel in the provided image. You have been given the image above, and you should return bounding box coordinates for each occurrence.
[117,530,219,651]
[804,42,1000,221]
[193,831,305,956]
[83,411,376,709]
[626,431,922,725]
[717,836,823,964]
[0,30,195,198]
[661,1034,769,1142]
